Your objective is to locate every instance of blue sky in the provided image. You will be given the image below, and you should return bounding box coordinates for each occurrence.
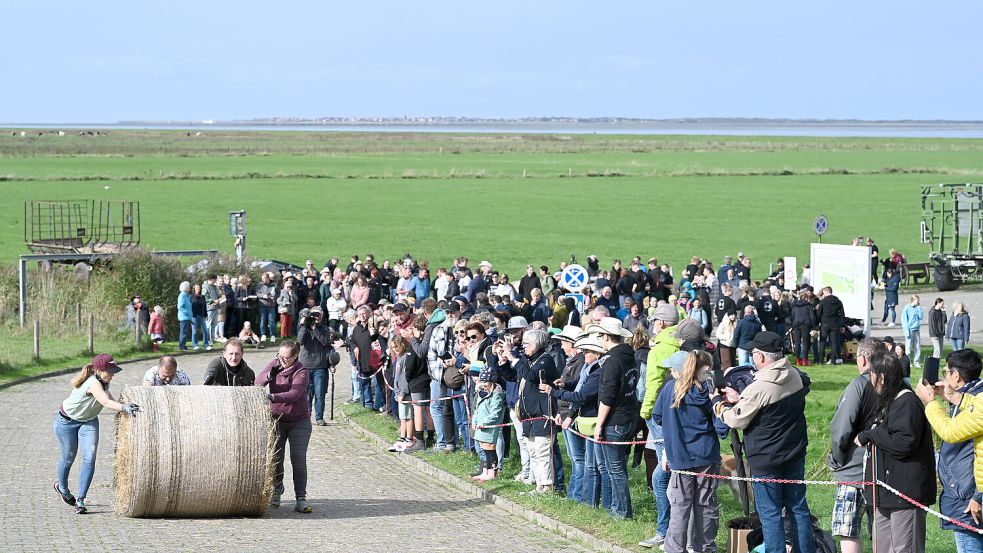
[3,1,982,122]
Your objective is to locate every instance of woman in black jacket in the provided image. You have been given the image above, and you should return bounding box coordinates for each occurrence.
[856,350,936,553]
[500,328,561,493]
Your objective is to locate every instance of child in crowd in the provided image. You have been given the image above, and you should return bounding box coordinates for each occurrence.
[471,366,505,481]
[387,336,414,452]
[148,305,165,351]
[239,321,261,348]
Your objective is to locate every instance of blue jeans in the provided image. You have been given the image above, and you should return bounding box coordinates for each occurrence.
[192,315,209,348]
[54,414,99,500]
[955,530,983,553]
[563,428,586,504]
[737,348,752,366]
[450,387,470,451]
[751,454,816,553]
[649,418,671,536]
[179,319,192,349]
[953,339,966,352]
[258,305,276,337]
[906,331,922,367]
[360,374,382,409]
[596,423,634,519]
[882,300,897,323]
[429,380,448,448]
[349,349,361,401]
[307,368,328,421]
[584,438,612,509]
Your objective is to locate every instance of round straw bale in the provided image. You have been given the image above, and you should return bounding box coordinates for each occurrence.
[114,385,275,517]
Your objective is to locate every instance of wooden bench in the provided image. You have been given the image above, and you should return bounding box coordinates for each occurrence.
[902,262,931,286]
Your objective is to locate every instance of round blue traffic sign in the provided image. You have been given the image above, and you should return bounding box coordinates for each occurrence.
[814,215,828,237]
[561,264,589,293]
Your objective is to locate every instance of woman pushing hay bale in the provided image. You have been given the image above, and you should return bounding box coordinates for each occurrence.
[114,385,275,517]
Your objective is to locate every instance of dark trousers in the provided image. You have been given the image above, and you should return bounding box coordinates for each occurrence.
[225,308,239,339]
[273,418,312,500]
[792,326,812,360]
[820,323,840,362]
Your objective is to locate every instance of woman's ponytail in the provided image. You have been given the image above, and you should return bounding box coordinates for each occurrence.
[71,364,95,388]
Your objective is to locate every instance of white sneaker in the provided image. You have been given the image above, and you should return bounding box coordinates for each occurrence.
[261,335,267,342]
[193,346,200,351]
[887,322,896,327]
[205,345,213,351]
[269,336,276,344]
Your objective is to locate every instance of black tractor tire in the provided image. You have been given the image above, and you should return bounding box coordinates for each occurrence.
[934,265,961,292]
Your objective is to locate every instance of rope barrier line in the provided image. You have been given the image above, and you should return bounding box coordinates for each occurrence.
[374,362,466,405]
[671,469,870,487]
[474,416,548,429]
[568,427,664,446]
[875,479,983,536]
[665,468,983,537]
[355,364,386,380]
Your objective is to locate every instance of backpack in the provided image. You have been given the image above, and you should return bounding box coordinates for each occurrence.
[369,340,384,370]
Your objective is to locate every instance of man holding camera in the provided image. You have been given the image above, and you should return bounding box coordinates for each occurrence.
[298,307,341,426]
[712,331,816,553]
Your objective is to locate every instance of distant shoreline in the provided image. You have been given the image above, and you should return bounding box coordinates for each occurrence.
[5,118,983,138]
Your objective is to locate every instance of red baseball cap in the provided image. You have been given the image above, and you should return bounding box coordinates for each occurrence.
[92,354,122,374]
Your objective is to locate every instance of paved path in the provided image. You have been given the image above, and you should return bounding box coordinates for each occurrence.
[0,350,589,552]
[869,288,983,342]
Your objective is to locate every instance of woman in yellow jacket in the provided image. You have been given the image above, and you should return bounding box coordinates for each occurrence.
[916,349,983,551]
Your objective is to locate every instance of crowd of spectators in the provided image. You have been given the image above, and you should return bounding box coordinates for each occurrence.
[119,248,983,551]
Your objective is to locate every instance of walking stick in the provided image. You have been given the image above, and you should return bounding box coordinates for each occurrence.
[330,368,335,420]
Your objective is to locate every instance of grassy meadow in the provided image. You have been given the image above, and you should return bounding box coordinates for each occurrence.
[2,130,983,278]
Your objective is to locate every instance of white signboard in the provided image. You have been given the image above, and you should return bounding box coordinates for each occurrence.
[809,244,872,330]
[560,264,589,293]
[783,257,797,288]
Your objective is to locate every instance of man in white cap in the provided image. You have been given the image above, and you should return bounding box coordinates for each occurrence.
[587,317,638,519]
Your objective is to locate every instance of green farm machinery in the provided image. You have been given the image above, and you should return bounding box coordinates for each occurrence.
[921,183,983,291]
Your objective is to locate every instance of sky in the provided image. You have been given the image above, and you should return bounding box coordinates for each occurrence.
[3,1,982,123]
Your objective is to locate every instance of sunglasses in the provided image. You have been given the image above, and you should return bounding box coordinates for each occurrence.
[455,330,467,336]
[466,334,479,341]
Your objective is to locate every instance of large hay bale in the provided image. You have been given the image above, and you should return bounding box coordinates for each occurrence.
[114,385,275,517]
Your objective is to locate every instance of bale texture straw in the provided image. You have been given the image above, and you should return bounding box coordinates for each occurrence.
[114,385,275,517]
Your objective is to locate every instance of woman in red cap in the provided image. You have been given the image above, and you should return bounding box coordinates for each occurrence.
[53,354,140,514]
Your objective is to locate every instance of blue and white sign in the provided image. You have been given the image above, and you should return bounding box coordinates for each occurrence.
[560,264,589,292]
[814,215,829,237]
[562,293,586,314]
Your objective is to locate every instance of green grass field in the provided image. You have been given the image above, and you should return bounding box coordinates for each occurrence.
[2,130,982,278]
